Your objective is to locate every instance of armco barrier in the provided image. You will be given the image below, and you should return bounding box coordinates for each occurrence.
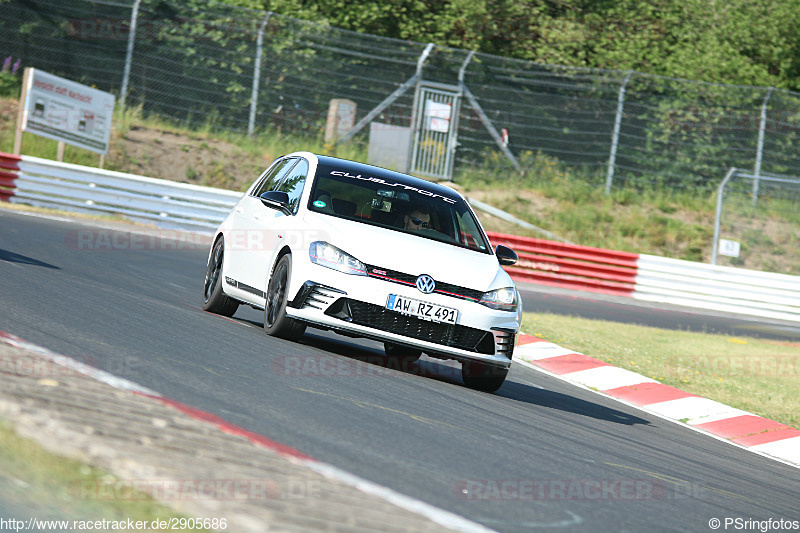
[488,232,800,322]
[2,152,799,322]
[0,152,20,202]
[486,232,639,297]
[635,254,800,323]
[0,152,241,230]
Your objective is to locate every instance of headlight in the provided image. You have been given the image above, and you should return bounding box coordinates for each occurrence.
[479,287,518,311]
[309,241,367,276]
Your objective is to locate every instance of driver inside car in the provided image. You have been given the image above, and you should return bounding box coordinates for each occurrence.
[403,208,431,231]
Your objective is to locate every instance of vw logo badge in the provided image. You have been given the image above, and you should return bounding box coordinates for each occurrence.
[416,274,436,294]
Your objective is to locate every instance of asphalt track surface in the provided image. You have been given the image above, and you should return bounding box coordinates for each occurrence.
[1,209,798,532]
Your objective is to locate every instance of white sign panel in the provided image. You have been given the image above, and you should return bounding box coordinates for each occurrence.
[424,100,451,133]
[21,68,115,154]
[719,239,741,258]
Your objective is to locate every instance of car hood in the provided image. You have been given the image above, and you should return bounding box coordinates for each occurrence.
[303,211,512,292]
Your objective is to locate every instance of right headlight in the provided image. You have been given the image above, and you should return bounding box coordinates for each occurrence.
[309,241,367,276]
[479,287,518,312]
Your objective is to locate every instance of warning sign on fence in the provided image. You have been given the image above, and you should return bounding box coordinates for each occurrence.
[18,68,115,154]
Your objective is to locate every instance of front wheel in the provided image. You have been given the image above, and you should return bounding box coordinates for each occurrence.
[202,238,239,317]
[461,361,509,393]
[264,254,306,341]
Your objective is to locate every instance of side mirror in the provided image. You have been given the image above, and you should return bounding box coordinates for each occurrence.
[259,190,291,215]
[495,244,518,266]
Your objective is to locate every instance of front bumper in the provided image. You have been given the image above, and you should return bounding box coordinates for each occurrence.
[284,264,519,368]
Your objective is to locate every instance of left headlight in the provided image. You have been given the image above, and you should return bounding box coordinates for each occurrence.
[479,287,518,311]
[309,241,367,276]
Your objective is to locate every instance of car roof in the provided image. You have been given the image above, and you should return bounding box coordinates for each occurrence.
[313,154,462,200]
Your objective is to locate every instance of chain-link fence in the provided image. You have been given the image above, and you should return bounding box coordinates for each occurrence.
[3,1,800,197]
[713,169,800,273]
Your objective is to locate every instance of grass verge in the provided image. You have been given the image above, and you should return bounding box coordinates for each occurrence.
[523,312,799,428]
[0,420,208,529]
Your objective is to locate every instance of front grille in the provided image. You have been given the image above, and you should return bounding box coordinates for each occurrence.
[325,299,495,355]
[364,265,483,303]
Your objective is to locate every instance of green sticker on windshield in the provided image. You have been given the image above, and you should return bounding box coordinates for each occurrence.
[313,200,327,208]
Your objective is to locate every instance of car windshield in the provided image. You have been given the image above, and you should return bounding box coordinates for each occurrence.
[308,163,491,253]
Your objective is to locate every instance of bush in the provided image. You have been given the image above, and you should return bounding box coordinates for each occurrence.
[0,72,21,98]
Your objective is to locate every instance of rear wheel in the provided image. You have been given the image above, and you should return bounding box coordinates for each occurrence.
[461,361,508,393]
[202,238,238,317]
[264,254,306,341]
[383,343,422,370]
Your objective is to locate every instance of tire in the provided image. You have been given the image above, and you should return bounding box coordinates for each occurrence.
[202,238,239,317]
[264,254,306,341]
[383,343,422,370]
[461,360,509,393]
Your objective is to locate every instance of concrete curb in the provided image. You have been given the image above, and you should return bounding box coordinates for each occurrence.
[513,334,800,468]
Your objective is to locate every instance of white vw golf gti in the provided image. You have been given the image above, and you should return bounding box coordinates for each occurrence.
[203,152,521,392]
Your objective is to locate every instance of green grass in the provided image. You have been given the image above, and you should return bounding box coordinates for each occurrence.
[0,419,207,529]
[455,150,719,257]
[523,312,800,428]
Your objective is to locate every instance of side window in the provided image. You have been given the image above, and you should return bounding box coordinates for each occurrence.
[276,159,309,214]
[252,158,296,198]
[457,210,487,251]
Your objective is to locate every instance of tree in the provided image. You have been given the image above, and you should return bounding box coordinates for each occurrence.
[215,0,800,91]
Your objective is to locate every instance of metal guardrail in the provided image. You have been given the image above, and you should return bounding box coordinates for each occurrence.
[486,232,639,297]
[1,153,241,230]
[0,153,20,202]
[2,152,798,322]
[635,255,800,323]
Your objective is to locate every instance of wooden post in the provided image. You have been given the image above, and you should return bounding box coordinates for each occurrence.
[13,67,33,155]
[57,141,65,162]
[324,99,356,145]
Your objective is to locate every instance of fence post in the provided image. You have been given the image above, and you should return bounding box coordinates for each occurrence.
[712,167,737,265]
[605,70,633,195]
[752,86,774,206]
[120,0,141,108]
[405,43,435,173]
[248,12,272,137]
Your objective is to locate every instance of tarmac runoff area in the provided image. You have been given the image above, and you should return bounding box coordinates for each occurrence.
[0,333,491,533]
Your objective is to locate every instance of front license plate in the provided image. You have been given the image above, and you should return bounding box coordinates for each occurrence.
[386,294,458,324]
